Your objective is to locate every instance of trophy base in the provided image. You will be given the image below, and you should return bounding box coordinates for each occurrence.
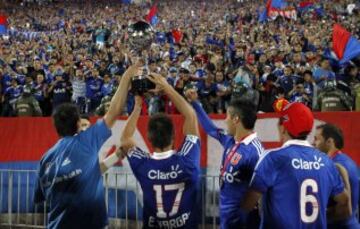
[131,75,156,95]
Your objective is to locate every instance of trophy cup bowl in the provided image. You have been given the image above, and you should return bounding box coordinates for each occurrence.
[128,21,154,53]
[127,21,156,95]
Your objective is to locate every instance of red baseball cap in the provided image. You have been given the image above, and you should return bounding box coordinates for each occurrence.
[280,102,314,137]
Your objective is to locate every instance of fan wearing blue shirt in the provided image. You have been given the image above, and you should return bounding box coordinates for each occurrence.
[314,123,360,229]
[276,65,298,95]
[241,102,352,229]
[120,72,201,229]
[100,74,114,97]
[48,74,71,108]
[196,77,216,98]
[185,89,264,229]
[86,69,103,112]
[33,63,142,229]
[1,73,14,93]
[167,67,178,87]
[4,78,23,105]
[313,59,336,89]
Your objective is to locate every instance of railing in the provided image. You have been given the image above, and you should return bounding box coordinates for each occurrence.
[0,169,220,229]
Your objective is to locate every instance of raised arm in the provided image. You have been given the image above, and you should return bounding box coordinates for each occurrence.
[147,73,199,137]
[103,63,141,128]
[120,96,143,151]
[99,96,142,174]
[185,89,229,146]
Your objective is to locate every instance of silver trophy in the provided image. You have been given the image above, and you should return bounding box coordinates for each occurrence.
[127,21,156,95]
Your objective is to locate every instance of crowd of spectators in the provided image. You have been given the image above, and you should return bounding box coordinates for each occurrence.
[0,0,360,117]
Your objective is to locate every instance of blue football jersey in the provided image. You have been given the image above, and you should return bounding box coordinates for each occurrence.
[250,140,345,229]
[86,76,103,99]
[219,132,263,228]
[127,135,201,229]
[329,152,360,229]
[34,120,111,229]
[191,101,264,228]
[5,85,22,103]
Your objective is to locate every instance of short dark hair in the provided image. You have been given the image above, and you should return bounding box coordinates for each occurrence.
[285,65,293,72]
[80,114,90,121]
[316,124,344,149]
[147,113,174,150]
[53,103,80,137]
[303,70,313,76]
[228,99,257,130]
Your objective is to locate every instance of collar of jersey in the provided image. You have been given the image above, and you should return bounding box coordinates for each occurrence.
[283,139,312,148]
[240,132,258,145]
[151,150,175,160]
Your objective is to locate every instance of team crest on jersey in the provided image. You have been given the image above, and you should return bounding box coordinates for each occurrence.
[230,153,242,165]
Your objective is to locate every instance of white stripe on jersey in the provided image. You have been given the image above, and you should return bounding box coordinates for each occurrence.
[178,135,199,156]
[130,154,143,160]
[251,141,260,156]
[252,139,264,156]
[134,151,149,159]
[179,142,189,155]
[249,150,272,186]
[253,149,272,171]
[180,142,193,156]
[128,148,149,159]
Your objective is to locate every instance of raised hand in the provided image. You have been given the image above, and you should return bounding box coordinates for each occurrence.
[146,72,169,90]
[184,88,198,103]
[123,61,143,79]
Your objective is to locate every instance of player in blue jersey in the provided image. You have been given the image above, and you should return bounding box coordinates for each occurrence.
[185,88,264,229]
[314,123,360,229]
[119,72,200,229]
[33,63,142,229]
[241,102,352,229]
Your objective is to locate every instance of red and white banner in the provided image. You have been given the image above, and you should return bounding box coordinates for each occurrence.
[268,8,297,20]
[0,112,359,175]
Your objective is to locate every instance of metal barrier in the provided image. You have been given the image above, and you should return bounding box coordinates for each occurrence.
[0,169,220,229]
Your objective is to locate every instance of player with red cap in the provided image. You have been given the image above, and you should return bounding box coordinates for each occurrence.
[279,101,314,140]
[241,102,352,228]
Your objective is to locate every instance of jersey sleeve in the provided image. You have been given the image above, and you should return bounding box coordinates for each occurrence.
[177,135,201,166]
[249,151,276,193]
[78,119,112,153]
[328,160,345,197]
[126,147,149,173]
[191,101,232,147]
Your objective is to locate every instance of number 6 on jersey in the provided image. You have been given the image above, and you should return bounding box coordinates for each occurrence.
[300,179,319,223]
